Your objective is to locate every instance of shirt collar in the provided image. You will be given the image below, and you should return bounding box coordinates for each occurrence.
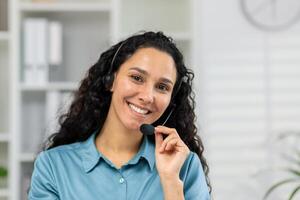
[80,132,101,173]
[127,135,155,171]
[80,132,155,173]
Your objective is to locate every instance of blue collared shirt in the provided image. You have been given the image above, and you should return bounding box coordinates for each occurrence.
[29,133,210,200]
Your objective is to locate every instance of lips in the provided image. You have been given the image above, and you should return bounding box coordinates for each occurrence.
[127,102,151,115]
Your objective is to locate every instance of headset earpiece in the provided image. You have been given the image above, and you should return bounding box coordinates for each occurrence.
[103,42,126,90]
[103,74,114,90]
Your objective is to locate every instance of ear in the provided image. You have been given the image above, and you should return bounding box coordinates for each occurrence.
[110,73,117,92]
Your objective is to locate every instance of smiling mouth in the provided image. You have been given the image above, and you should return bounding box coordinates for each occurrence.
[127,102,151,115]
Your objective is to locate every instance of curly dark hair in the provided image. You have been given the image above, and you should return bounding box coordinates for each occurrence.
[44,31,211,193]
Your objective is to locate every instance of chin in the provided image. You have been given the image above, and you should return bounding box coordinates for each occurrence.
[124,119,156,132]
[123,121,142,131]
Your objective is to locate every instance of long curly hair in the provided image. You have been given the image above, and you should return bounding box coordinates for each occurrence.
[44,31,211,192]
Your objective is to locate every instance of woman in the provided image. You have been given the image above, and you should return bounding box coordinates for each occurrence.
[29,31,211,200]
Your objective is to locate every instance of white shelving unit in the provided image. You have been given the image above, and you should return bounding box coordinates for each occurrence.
[19,2,111,12]
[20,82,79,91]
[0,188,9,200]
[18,153,35,163]
[5,0,197,199]
[0,134,10,143]
[0,32,10,41]
[0,141,9,200]
[0,0,11,199]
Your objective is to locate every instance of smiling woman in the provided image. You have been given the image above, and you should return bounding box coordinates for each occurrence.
[109,48,177,131]
[28,31,211,200]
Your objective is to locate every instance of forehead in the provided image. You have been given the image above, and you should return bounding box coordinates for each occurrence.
[118,47,177,82]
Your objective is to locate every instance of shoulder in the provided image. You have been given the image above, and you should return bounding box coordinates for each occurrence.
[30,142,87,199]
[180,152,210,199]
[33,142,84,185]
[181,152,203,171]
[35,142,81,167]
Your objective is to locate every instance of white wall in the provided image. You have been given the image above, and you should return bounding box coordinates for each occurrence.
[195,0,300,199]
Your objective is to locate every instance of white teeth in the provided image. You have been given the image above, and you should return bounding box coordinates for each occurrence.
[128,103,149,114]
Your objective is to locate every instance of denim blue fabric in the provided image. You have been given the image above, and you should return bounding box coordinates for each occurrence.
[29,133,210,200]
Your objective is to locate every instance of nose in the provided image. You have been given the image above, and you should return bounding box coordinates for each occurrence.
[138,85,154,104]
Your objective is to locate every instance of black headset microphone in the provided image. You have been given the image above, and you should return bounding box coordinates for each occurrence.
[140,106,175,136]
[106,41,182,136]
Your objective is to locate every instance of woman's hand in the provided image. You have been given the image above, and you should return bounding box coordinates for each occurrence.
[154,125,190,179]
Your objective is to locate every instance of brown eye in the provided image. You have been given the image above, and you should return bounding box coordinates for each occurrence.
[130,75,144,82]
[157,83,170,92]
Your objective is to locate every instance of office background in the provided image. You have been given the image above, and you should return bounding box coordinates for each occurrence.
[1,0,300,199]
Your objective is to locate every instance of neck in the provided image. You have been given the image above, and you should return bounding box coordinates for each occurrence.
[95,115,143,154]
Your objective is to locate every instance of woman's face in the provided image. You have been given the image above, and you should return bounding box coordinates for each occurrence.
[109,47,177,131]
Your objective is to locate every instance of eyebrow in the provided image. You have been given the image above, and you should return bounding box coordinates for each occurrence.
[129,67,174,85]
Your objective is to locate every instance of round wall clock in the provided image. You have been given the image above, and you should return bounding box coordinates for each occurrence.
[240,0,300,31]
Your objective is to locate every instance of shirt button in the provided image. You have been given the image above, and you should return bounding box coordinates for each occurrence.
[119,178,125,184]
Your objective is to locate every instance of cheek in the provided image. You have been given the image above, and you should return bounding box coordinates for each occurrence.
[158,96,172,112]
[112,77,133,94]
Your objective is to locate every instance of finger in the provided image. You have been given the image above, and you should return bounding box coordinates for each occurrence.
[155,126,178,137]
[155,131,164,152]
[164,138,179,151]
[165,138,187,151]
[160,135,178,152]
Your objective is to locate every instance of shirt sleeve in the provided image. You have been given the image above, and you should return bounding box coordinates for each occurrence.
[183,152,211,200]
[28,151,59,200]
